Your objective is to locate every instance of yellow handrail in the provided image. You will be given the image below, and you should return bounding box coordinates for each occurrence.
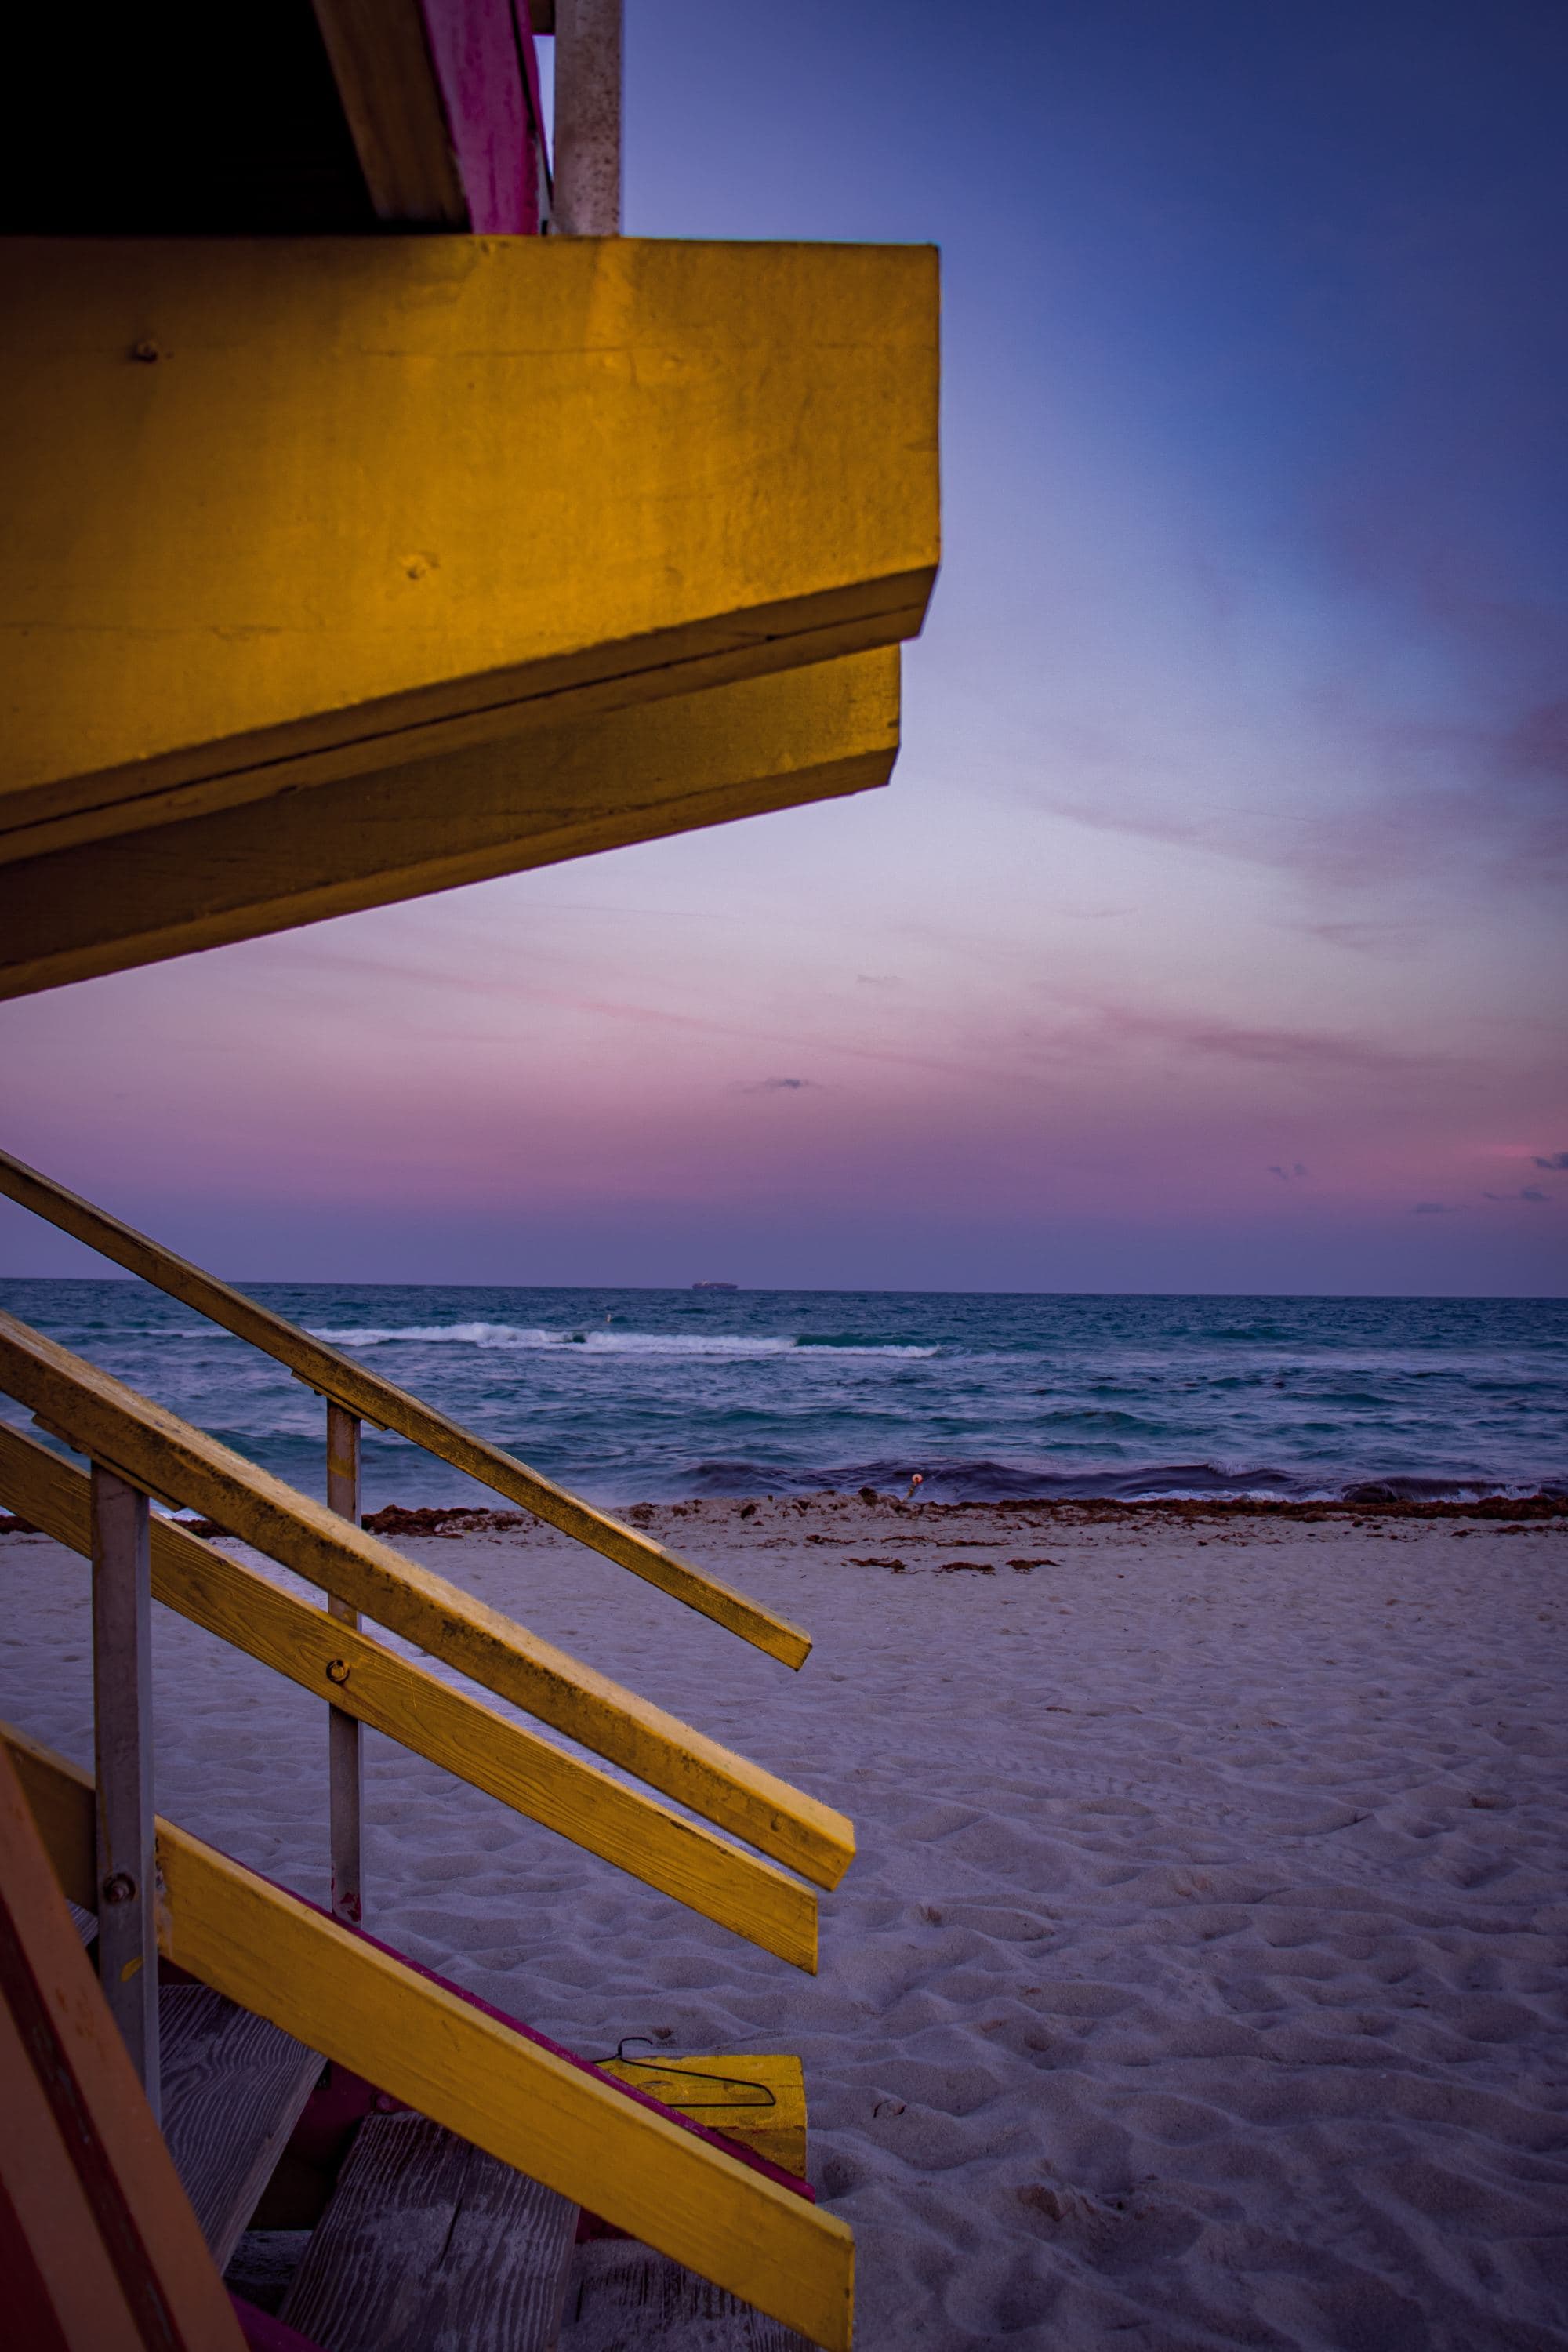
[0,1425,819,1969]
[0,1311,854,1889]
[3,1723,855,2351]
[0,1148,808,1669]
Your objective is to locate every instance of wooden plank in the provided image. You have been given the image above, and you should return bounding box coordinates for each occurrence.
[562,2241,818,2350]
[2,1725,857,2352]
[0,652,898,998]
[160,1984,322,2270]
[0,1313,851,1890]
[0,1741,249,2350]
[599,2056,807,2180]
[309,0,468,223]
[325,1405,364,1928]
[0,1428,819,1971]
[0,238,938,843]
[91,1464,160,2117]
[0,1896,155,2352]
[0,1146,815,1673]
[280,2111,579,2350]
[418,0,551,234]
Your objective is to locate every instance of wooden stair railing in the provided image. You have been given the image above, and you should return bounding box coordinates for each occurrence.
[0,1424,819,1971]
[0,1147,810,1669]
[3,1723,856,2352]
[0,1309,852,1893]
[0,1218,858,2340]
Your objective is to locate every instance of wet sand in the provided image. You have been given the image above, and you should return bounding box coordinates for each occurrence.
[3,1497,1566,2349]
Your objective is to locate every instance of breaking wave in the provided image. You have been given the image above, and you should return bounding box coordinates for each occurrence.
[308,1321,938,1360]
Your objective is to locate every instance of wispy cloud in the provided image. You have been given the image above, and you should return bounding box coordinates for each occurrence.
[733,1076,816,1094]
[1268,1163,1308,1181]
[1087,1004,1438,1080]
[1483,1185,1552,1203]
[1533,1150,1568,1171]
[1300,918,1417,956]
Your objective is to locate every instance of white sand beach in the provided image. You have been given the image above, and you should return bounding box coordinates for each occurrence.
[3,1497,1566,2350]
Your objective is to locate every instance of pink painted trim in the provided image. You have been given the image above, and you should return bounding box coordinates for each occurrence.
[418,0,550,232]
[230,2295,326,2352]
[513,0,552,213]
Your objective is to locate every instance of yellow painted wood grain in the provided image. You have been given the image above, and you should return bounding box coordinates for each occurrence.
[0,1151,812,1672]
[0,1427,817,1970]
[0,1312,853,1889]
[601,2055,808,2179]
[0,652,899,998]
[1,1725,855,2351]
[2,236,938,849]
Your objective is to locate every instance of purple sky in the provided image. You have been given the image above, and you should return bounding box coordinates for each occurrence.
[3,0,1565,1294]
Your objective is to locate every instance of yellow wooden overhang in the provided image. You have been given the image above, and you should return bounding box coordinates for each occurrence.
[2,234,937,862]
[0,651,899,997]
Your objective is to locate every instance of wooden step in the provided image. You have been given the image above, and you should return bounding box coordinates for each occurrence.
[278,2110,580,2352]
[560,2241,818,2351]
[160,1981,324,2269]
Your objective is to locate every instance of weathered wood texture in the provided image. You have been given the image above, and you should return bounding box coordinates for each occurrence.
[2,238,938,844]
[0,651,898,997]
[325,1403,364,1928]
[90,1465,159,2116]
[562,2240,819,2350]
[0,1426,817,1969]
[281,2111,579,2350]
[309,0,466,223]
[0,1743,248,2351]
[0,1149,814,1672]
[0,1314,849,1889]
[600,2056,808,2180]
[3,1722,855,2351]
[160,1984,323,2270]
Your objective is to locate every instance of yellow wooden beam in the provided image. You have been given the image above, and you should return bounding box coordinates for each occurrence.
[0,1312,854,1890]
[0,1149,812,1671]
[0,236,938,859]
[0,650,898,997]
[2,1725,855,2350]
[0,1426,818,1970]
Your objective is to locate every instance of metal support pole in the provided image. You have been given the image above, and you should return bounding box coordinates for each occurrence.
[553,0,622,235]
[326,1401,364,1926]
[90,1463,159,2119]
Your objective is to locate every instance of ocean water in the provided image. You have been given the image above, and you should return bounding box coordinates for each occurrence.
[1,1279,1563,1512]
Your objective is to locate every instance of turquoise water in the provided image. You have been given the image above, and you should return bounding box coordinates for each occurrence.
[2,1279,1563,1512]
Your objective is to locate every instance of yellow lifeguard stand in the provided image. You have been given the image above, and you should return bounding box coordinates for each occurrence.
[0,6,938,2343]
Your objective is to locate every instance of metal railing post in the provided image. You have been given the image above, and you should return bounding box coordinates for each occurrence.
[325,1401,364,1925]
[553,0,622,236]
[90,1461,160,2118]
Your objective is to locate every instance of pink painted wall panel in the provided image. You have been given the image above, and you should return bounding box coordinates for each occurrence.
[419,0,550,233]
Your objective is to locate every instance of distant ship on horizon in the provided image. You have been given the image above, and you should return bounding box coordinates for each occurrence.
[690,1279,739,1291]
